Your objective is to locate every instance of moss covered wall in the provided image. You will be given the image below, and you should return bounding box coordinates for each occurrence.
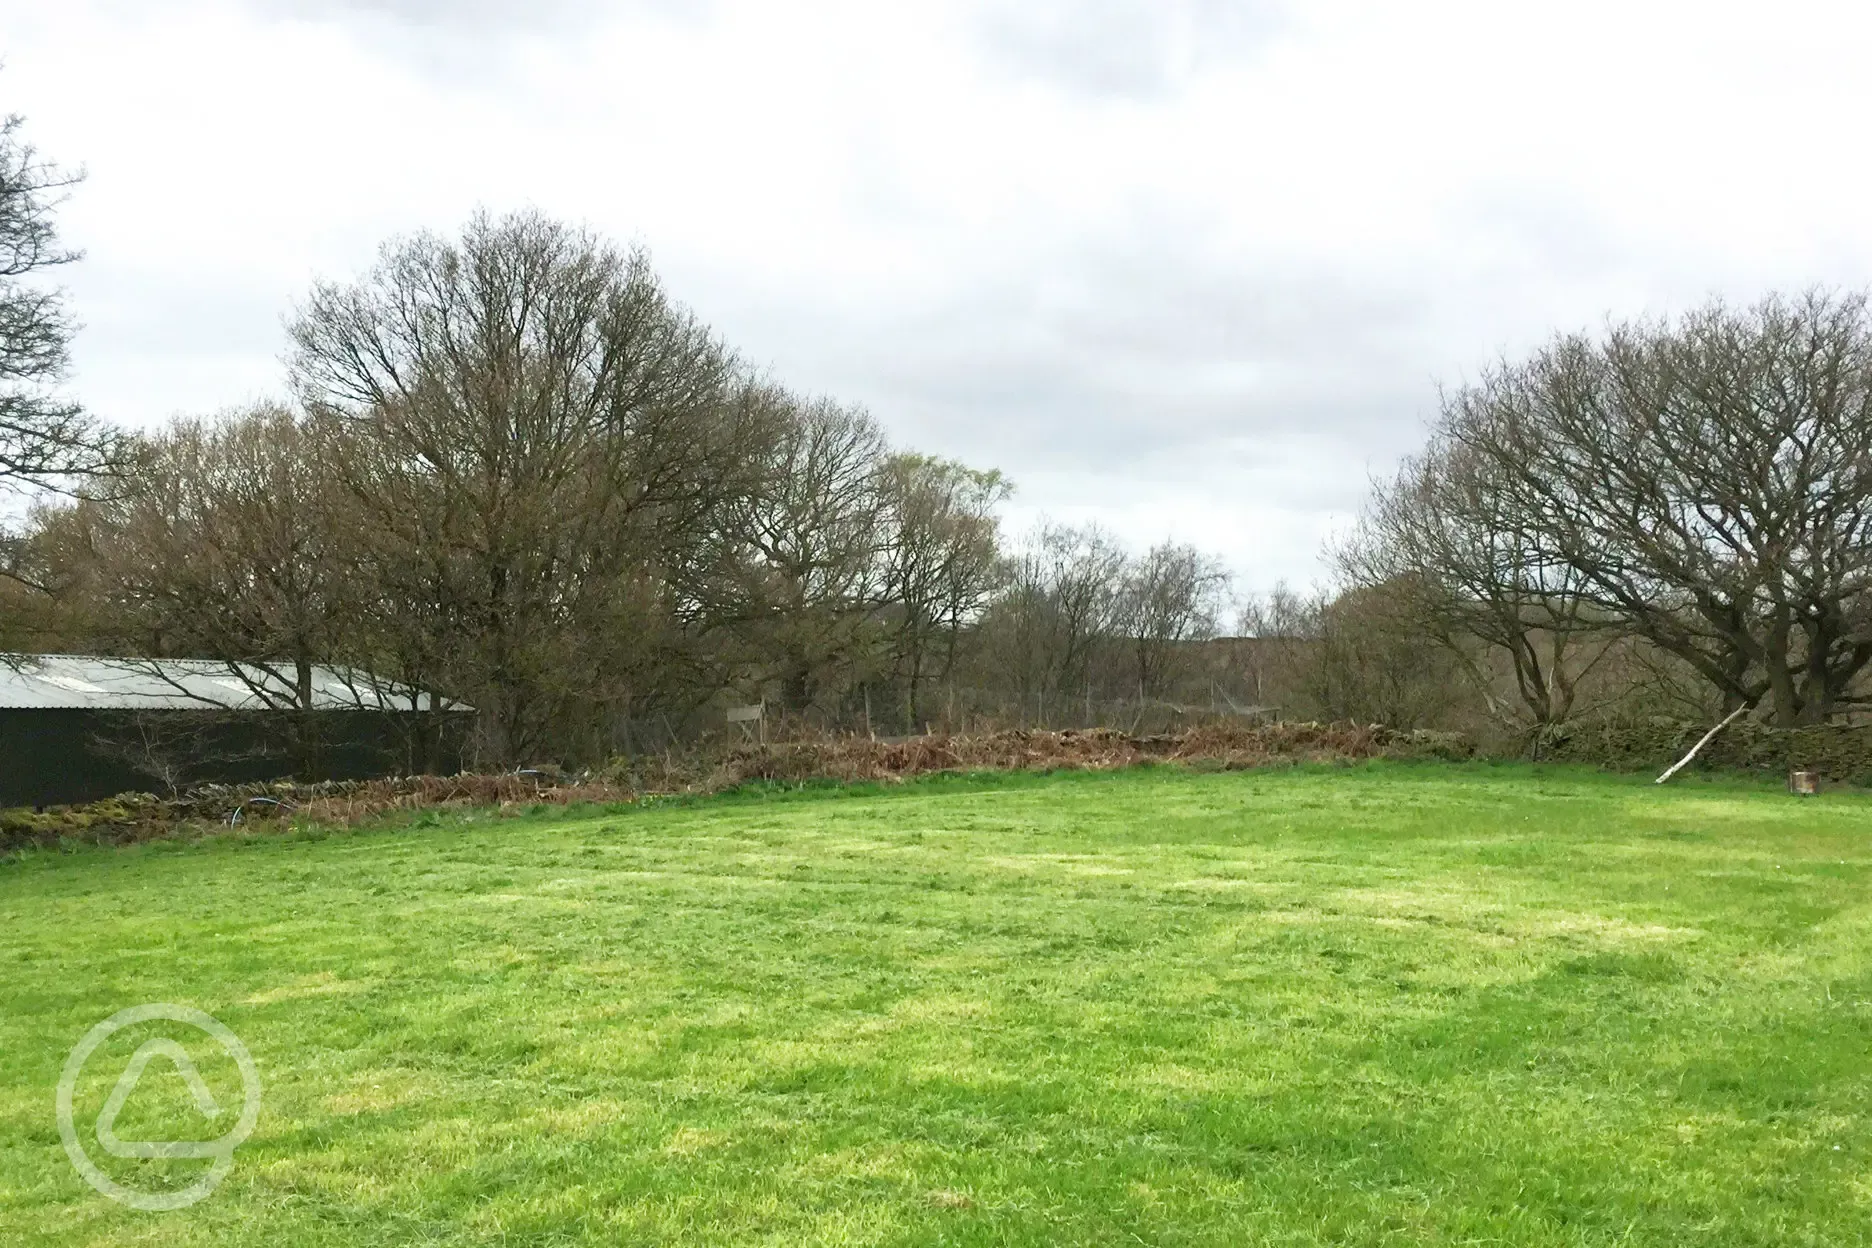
[1541,718,1872,784]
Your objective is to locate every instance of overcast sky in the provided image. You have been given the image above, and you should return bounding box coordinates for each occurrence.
[4,0,1871,591]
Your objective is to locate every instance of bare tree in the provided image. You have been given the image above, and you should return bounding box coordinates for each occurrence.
[1117,540,1229,702]
[1340,427,1618,739]
[711,391,890,716]
[289,211,744,764]
[84,405,360,774]
[1234,582,1318,714]
[982,522,1127,722]
[877,452,1008,729]
[1239,581,1466,728]
[0,112,116,493]
[1451,290,1872,726]
[0,494,110,650]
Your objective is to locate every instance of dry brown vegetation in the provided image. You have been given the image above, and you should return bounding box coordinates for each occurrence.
[0,722,1471,855]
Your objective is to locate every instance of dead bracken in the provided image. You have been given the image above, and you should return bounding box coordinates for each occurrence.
[0,723,1471,855]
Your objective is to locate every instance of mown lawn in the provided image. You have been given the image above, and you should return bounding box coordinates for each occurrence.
[1,763,1869,1245]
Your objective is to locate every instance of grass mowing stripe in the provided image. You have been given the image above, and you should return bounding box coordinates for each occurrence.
[0,762,1868,1244]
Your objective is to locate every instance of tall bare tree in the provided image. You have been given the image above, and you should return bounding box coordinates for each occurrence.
[878,452,1008,729]
[711,392,890,715]
[289,211,743,764]
[1451,290,1872,726]
[1340,427,1617,737]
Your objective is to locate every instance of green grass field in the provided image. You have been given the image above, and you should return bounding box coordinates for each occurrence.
[2,763,1870,1245]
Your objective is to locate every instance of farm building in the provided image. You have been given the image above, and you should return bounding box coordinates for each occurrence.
[0,654,471,807]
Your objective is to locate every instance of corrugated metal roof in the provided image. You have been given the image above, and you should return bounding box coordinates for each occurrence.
[0,655,470,712]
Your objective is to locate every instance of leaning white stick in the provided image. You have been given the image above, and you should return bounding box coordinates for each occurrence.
[1655,704,1751,785]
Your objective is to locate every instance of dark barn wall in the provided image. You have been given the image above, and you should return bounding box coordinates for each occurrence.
[0,709,469,807]
[0,710,149,807]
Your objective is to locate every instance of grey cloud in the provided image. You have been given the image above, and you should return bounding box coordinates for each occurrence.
[845,261,1432,469]
[975,0,1288,99]
[688,230,1444,559]
[672,194,1585,585]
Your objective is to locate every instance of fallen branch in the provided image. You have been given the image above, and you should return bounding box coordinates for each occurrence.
[1655,704,1751,785]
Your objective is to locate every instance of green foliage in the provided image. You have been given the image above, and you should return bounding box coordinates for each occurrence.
[2,765,1870,1244]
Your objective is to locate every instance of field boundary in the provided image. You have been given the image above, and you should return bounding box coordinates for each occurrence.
[1,723,1474,856]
